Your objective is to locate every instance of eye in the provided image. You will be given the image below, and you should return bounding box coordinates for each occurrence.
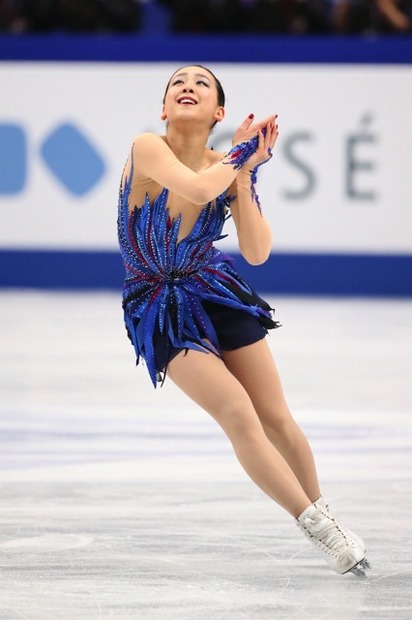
[172,79,183,86]
[197,80,209,87]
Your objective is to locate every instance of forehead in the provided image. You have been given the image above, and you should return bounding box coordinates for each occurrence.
[170,66,214,82]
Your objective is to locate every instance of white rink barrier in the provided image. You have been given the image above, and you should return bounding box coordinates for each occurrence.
[0,61,411,294]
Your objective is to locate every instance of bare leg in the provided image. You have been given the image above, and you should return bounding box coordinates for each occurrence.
[167,348,311,518]
[222,338,321,502]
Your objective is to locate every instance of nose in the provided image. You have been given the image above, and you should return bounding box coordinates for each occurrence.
[183,86,194,93]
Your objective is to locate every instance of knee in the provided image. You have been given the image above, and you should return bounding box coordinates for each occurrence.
[262,409,297,444]
[217,399,263,446]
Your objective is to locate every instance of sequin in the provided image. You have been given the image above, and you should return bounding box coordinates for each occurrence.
[223,135,260,170]
[117,147,278,387]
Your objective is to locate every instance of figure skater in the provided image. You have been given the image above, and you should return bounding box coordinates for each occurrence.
[117,64,370,577]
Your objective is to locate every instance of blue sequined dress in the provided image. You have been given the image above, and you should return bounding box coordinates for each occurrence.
[118,152,279,387]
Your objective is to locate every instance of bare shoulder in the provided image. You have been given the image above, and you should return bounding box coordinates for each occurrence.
[132,132,168,152]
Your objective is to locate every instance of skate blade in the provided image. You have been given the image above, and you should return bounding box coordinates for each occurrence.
[348,558,371,577]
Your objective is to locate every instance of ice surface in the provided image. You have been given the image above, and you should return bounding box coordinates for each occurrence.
[0,292,411,619]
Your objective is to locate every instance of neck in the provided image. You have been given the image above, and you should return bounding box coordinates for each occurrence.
[165,124,210,170]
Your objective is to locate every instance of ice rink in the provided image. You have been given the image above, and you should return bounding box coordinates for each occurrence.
[0,291,411,620]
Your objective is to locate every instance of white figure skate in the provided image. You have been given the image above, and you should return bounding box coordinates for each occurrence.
[315,496,367,554]
[297,503,371,577]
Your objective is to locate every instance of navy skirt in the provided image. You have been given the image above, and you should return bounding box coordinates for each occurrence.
[152,298,278,380]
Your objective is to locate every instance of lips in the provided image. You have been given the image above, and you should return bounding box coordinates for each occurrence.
[177,96,197,105]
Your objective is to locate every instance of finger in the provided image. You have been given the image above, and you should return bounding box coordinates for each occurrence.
[241,113,255,129]
[253,114,277,132]
[264,122,274,148]
[269,121,279,147]
[261,114,277,127]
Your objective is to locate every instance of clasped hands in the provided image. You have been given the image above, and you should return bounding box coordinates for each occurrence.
[232,114,279,169]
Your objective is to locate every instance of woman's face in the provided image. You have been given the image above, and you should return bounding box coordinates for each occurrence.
[162,66,225,129]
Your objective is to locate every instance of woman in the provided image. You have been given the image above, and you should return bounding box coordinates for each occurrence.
[117,65,370,577]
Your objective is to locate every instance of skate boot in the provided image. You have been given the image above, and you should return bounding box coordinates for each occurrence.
[296,503,370,576]
[314,496,367,554]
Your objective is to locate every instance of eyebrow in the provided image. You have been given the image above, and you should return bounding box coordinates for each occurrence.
[172,72,211,82]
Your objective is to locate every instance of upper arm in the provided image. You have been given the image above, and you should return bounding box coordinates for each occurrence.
[132,133,214,205]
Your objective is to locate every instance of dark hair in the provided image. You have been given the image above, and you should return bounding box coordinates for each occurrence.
[162,64,225,128]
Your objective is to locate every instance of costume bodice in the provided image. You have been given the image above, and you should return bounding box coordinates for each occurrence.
[118,180,232,289]
[117,150,274,387]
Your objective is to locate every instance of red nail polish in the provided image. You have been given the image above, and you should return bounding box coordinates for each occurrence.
[248,113,254,119]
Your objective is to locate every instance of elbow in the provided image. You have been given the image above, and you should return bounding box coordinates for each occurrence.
[240,232,272,266]
[245,253,271,266]
[192,190,211,205]
[241,246,271,266]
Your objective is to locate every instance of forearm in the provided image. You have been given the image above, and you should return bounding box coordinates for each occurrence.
[377,0,410,29]
[196,137,264,204]
[234,170,272,265]
[193,158,241,204]
[195,129,273,204]
[132,133,240,205]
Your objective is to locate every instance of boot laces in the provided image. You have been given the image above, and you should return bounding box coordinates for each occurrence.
[303,514,351,555]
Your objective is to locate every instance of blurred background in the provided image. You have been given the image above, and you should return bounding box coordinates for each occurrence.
[0,1,411,295]
[1,0,412,36]
[1,7,412,618]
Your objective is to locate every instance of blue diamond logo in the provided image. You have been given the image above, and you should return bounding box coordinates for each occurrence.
[0,124,27,194]
[40,123,106,196]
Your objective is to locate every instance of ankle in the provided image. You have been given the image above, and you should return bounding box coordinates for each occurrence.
[295,501,316,521]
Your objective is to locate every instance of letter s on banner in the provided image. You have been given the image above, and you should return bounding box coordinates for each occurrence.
[281,132,316,201]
